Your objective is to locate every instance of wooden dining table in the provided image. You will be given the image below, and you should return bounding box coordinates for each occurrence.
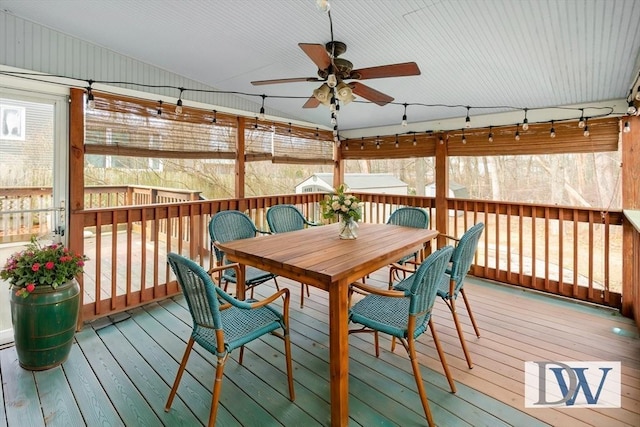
[216,222,439,426]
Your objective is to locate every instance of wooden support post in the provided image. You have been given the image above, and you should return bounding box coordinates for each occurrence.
[621,115,639,321]
[435,132,449,247]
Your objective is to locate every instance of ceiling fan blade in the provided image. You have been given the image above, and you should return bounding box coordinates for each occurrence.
[350,82,394,106]
[298,43,331,70]
[251,77,321,86]
[302,96,321,108]
[351,62,421,80]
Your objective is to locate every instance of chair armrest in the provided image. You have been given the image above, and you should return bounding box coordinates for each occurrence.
[389,260,419,274]
[350,281,407,298]
[208,261,240,277]
[216,286,290,310]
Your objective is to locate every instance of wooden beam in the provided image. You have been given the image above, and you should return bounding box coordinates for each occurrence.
[236,116,245,198]
[435,133,449,245]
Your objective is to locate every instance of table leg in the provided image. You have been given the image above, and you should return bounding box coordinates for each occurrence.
[236,264,246,301]
[329,279,350,426]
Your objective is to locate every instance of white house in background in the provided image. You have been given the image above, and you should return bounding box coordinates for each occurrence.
[295,173,408,194]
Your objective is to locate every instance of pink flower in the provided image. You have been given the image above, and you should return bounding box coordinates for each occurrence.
[77,260,85,267]
[32,263,40,272]
[25,283,36,293]
[45,261,55,270]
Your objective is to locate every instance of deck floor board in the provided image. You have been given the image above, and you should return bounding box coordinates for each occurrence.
[1,269,639,426]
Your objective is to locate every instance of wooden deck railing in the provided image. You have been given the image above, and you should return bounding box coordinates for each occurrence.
[0,185,201,242]
[68,191,627,323]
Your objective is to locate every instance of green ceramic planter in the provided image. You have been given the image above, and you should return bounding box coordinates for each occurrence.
[10,279,80,370]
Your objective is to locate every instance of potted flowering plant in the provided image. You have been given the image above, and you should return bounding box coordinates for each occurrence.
[320,184,363,239]
[1,235,87,370]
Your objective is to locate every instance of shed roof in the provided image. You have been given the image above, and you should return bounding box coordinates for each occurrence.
[307,173,407,190]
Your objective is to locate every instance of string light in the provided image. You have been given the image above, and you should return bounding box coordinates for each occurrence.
[623,121,631,133]
[86,80,95,109]
[157,100,163,116]
[401,103,408,127]
[361,137,364,150]
[583,118,589,137]
[465,106,471,128]
[412,134,417,146]
[331,112,337,125]
[550,121,556,138]
[254,116,259,129]
[461,129,467,144]
[333,125,338,136]
[395,134,399,148]
[376,137,380,149]
[515,123,520,141]
[488,126,494,142]
[628,100,637,115]
[212,109,217,123]
[345,140,349,150]
[175,88,184,114]
[578,109,585,128]
[259,94,266,120]
[315,127,319,138]
[522,109,529,131]
[439,135,444,145]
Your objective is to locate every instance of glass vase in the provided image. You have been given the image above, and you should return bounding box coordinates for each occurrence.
[339,216,359,239]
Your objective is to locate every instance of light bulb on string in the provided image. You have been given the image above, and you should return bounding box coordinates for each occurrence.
[157,100,163,116]
[401,103,408,126]
[623,121,631,133]
[376,137,380,149]
[627,100,637,115]
[488,126,494,142]
[331,113,337,125]
[345,140,349,150]
[212,110,217,124]
[465,106,471,128]
[515,123,520,141]
[522,109,529,131]
[461,129,467,144]
[395,134,399,148]
[259,94,266,120]
[360,137,364,150]
[578,109,585,128]
[254,117,258,129]
[583,119,589,137]
[550,121,556,138]
[412,134,417,146]
[86,80,95,109]
[175,88,184,114]
[333,125,338,136]
[439,135,444,145]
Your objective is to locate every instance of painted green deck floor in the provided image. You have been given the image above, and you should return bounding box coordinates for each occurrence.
[1,272,638,426]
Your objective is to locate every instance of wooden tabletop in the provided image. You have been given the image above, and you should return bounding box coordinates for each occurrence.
[217,222,439,292]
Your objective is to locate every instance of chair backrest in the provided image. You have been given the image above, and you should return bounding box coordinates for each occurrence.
[449,222,485,293]
[407,245,454,326]
[267,204,306,233]
[209,210,259,263]
[386,207,429,229]
[167,252,222,332]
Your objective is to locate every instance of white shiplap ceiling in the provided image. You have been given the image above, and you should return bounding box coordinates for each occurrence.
[1,0,639,133]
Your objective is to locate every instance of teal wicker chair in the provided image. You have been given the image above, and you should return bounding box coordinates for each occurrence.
[266,204,319,308]
[392,222,485,369]
[348,245,456,427]
[386,207,430,287]
[165,252,295,427]
[209,210,279,298]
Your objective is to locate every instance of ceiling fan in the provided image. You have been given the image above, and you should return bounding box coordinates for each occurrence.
[251,41,420,108]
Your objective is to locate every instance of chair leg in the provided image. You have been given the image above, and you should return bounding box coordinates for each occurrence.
[209,355,227,427]
[447,298,474,369]
[374,331,380,357]
[166,337,195,412]
[300,283,310,308]
[284,331,296,400]
[460,288,481,337]
[428,320,456,393]
[239,345,245,365]
[407,337,436,427]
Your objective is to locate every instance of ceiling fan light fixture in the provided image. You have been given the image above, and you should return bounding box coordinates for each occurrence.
[313,83,332,105]
[335,82,353,102]
[327,73,338,88]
